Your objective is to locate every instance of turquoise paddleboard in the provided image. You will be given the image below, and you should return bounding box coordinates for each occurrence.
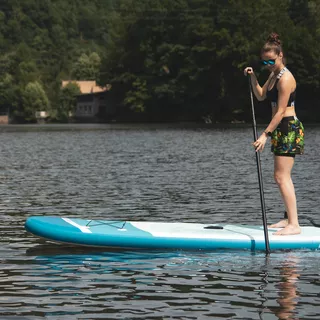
[25,216,320,251]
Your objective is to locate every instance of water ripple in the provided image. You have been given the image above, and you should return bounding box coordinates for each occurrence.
[0,124,319,319]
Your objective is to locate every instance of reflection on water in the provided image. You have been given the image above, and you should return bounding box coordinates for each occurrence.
[1,244,319,319]
[274,255,300,320]
[0,124,319,319]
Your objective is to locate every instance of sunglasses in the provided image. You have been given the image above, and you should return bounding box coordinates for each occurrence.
[261,59,276,65]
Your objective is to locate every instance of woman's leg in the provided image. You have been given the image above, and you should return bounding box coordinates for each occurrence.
[269,155,301,235]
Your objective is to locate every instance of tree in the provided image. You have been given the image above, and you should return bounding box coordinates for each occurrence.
[0,0,319,123]
[124,78,150,112]
[21,81,50,122]
[71,52,101,81]
[0,73,18,116]
[57,82,81,121]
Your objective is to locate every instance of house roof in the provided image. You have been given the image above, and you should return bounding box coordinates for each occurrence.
[62,80,110,94]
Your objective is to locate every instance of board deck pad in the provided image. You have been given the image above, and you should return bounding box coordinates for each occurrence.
[25,216,320,251]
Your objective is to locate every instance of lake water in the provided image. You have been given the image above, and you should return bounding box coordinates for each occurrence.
[0,123,319,319]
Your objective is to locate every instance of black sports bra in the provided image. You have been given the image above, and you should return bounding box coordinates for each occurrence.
[266,67,296,107]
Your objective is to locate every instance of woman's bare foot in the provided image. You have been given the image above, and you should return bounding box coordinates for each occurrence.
[273,224,301,236]
[269,219,288,229]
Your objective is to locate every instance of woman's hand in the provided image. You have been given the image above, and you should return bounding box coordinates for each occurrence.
[244,67,254,76]
[253,133,268,152]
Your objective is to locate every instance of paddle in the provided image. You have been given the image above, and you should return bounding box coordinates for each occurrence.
[248,75,271,254]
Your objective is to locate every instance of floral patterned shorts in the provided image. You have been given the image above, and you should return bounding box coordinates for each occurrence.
[271,116,304,157]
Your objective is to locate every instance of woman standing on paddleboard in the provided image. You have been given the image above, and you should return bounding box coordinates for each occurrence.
[244,33,304,236]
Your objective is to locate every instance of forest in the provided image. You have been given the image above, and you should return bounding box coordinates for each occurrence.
[0,0,319,123]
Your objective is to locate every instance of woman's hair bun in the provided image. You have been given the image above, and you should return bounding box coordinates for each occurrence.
[267,32,281,46]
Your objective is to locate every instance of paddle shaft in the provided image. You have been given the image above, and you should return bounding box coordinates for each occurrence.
[248,75,271,254]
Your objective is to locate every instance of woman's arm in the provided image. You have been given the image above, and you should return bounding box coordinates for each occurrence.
[244,67,273,101]
[251,72,274,101]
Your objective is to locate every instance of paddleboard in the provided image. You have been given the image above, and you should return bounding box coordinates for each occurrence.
[25,216,320,251]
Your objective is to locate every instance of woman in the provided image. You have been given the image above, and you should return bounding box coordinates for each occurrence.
[244,33,304,236]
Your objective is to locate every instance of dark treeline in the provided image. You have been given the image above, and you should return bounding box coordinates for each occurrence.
[0,0,319,123]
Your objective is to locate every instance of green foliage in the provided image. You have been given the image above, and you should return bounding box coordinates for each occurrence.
[71,52,101,81]
[0,73,17,115]
[0,0,319,122]
[21,81,50,122]
[124,78,150,112]
[57,83,81,122]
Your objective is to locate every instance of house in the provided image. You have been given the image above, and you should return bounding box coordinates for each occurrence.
[75,91,115,121]
[61,80,109,94]
[61,80,114,122]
